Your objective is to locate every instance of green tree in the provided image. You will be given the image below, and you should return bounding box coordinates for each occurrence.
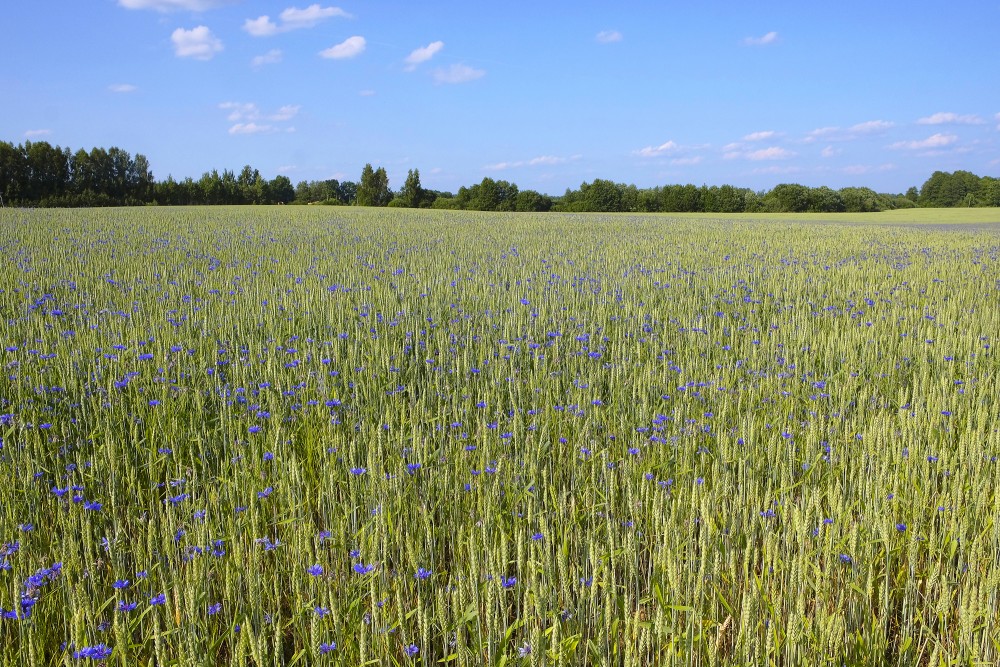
[356,164,391,206]
[398,169,425,208]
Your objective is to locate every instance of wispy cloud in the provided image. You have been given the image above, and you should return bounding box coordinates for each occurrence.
[281,4,348,28]
[433,64,485,84]
[633,140,679,157]
[319,36,366,59]
[804,120,894,143]
[671,156,703,166]
[108,83,138,93]
[251,49,283,67]
[850,120,894,133]
[725,146,796,161]
[229,123,273,135]
[404,41,444,71]
[596,30,622,44]
[888,133,958,150]
[745,146,795,160]
[743,130,777,142]
[270,105,300,121]
[743,31,778,46]
[752,165,802,175]
[24,129,52,138]
[996,112,1000,130]
[485,155,579,170]
[219,102,300,134]
[244,4,349,36]
[171,26,223,60]
[842,163,895,175]
[119,0,234,11]
[917,111,985,126]
[359,89,376,97]
[820,146,840,158]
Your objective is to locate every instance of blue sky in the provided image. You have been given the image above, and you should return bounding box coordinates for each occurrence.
[4,0,999,195]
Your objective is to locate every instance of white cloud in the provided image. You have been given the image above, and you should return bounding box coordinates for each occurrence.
[319,36,366,59]
[746,146,795,160]
[743,130,776,142]
[850,119,894,133]
[245,5,349,36]
[220,101,259,122]
[596,30,622,43]
[634,140,679,157]
[220,102,298,134]
[108,83,138,93]
[251,49,283,67]
[485,155,578,170]
[270,105,300,121]
[888,133,958,150]
[119,0,234,11]
[404,41,444,71]
[820,146,840,158]
[171,26,223,60]
[24,129,52,138]
[528,155,567,166]
[803,120,893,143]
[244,16,279,36]
[229,123,274,135]
[281,5,349,28]
[751,165,802,175]
[433,64,485,84]
[725,146,796,160]
[917,112,985,126]
[743,31,778,46]
[842,163,896,175]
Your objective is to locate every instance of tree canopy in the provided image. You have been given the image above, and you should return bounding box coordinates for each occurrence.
[1,140,996,211]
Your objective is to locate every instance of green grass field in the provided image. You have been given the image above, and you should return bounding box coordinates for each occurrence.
[1,206,998,666]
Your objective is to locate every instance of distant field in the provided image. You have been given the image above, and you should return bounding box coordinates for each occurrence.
[1,207,998,666]
[633,207,1000,225]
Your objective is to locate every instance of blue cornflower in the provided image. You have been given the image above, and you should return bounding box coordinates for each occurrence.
[404,644,419,657]
[73,644,113,660]
[349,467,366,475]
[167,493,188,505]
[117,601,138,613]
[248,425,261,434]
[353,562,376,575]
[263,452,274,462]
[150,593,166,605]
[84,500,102,511]
[349,549,361,559]
[896,523,907,532]
[208,602,222,616]
[406,463,422,474]
[319,642,336,653]
[112,579,129,589]
[500,576,517,589]
[414,567,432,580]
[531,533,543,541]
[307,564,324,577]
[839,554,853,565]
[314,606,330,618]
[257,486,273,499]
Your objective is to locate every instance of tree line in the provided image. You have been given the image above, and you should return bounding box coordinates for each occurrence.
[2,140,998,211]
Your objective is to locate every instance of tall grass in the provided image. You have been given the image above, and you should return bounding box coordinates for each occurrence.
[0,206,998,665]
